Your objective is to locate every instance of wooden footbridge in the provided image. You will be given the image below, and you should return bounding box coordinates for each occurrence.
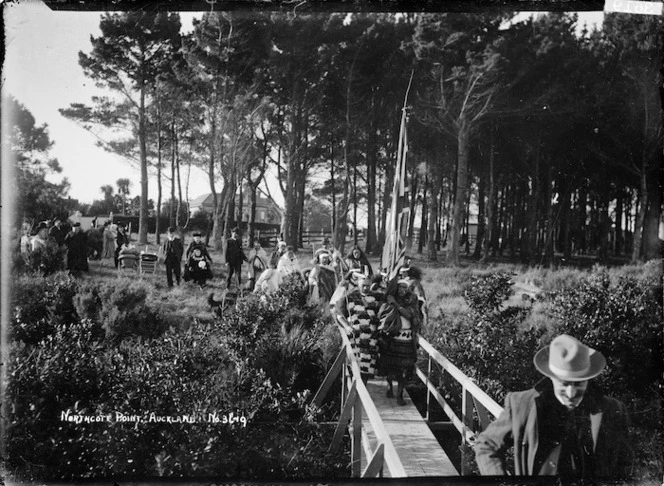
[311,323,504,478]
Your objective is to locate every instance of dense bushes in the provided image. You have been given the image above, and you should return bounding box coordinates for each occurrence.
[432,272,544,401]
[219,273,329,411]
[23,239,67,275]
[545,271,663,409]
[11,272,79,344]
[75,280,168,342]
[6,271,346,481]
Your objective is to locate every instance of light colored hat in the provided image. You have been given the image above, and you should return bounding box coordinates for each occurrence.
[534,334,606,382]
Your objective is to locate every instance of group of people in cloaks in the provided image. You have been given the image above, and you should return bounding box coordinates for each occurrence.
[330,262,427,406]
[300,239,428,407]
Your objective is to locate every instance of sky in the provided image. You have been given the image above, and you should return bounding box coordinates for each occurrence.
[3,1,604,207]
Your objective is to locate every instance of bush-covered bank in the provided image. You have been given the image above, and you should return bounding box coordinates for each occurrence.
[423,260,663,482]
[6,272,347,481]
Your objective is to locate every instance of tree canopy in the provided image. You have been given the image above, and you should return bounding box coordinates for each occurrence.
[52,11,661,263]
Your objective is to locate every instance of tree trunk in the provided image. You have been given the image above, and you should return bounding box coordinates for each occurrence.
[558,178,572,260]
[175,124,183,230]
[248,183,257,247]
[643,158,662,261]
[543,164,555,267]
[578,183,588,254]
[237,178,244,225]
[614,190,624,256]
[156,116,162,245]
[366,96,378,255]
[526,142,541,265]
[427,172,441,261]
[447,119,469,266]
[474,173,485,259]
[138,84,149,245]
[418,176,428,254]
[482,125,495,263]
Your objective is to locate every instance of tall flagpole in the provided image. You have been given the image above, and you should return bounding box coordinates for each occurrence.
[382,70,415,282]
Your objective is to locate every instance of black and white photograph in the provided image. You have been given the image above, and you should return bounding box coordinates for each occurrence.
[1,0,662,483]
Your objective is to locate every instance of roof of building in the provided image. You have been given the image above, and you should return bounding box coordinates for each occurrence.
[190,186,282,211]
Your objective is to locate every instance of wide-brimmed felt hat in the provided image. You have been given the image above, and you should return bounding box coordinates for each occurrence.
[192,231,202,237]
[534,334,606,382]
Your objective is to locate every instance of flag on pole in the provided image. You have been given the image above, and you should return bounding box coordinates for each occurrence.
[381,106,409,282]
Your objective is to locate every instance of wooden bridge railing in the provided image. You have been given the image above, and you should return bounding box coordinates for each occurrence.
[415,336,504,459]
[311,319,407,478]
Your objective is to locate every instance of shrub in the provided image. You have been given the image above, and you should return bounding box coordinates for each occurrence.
[432,272,544,402]
[75,279,168,342]
[254,323,325,396]
[6,320,106,479]
[10,272,81,345]
[545,272,663,407]
[24,239,66,275]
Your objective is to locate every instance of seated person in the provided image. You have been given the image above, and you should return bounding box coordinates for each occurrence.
[183,247,213,286]
[186,231,212,262]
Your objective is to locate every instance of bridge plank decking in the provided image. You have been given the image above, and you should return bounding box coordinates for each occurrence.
[360,379,458,477]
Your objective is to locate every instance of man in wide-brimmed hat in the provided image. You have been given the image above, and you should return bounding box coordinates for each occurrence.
[474,334,630,482]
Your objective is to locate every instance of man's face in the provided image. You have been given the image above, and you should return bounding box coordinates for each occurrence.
[353,249,360,258]
[231,231,238,239]
[359,281,370,295]
[194,236,201,243]
[551,377,589,409]
[168,232,175,241]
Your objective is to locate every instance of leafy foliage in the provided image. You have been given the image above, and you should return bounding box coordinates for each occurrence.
[23,238,67,276]
[11,272,79,345]
[545,271,663,406]
[7,270,346,481]
[434,272,544,401]
[75,279,168,343]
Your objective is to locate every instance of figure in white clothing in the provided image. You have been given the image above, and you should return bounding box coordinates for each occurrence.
[276,246,302,277]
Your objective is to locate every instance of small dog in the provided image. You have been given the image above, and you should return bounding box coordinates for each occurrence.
[208,289,242,317]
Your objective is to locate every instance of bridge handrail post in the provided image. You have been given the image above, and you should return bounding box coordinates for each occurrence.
[425,355,432,421]
[352,392,362,477]
[417,336,503,419]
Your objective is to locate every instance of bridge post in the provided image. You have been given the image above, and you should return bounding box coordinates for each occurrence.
[351,398,362,476]
[461,385,474,475]
[425,355,432,421]
[341,359,347,415]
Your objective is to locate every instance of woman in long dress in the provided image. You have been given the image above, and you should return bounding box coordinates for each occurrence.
[100,221,116,267]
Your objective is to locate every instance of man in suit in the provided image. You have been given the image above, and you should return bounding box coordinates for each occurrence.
[225,227,247,289]
[474,334,631,483]
[162,226,184,288]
